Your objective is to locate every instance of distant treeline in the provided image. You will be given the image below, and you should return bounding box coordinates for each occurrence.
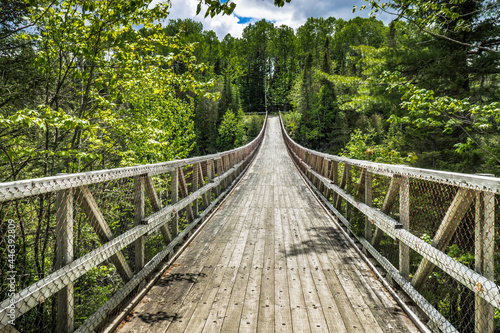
[1,1,499,183]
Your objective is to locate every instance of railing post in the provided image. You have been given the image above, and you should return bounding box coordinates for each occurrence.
[320,159,329,196]
[171,168,179,237]
[134,175,145,272]
[56,186,74,333]
[206,160,213,204]
[315,156,323,189]
[475,189,495,333]
[364,170,373,245]
[216,158,223,195]
[230,153,235,182]
[399,176,410,280]
[345,164,351,221]
[330,161,338,205]
[193,163,199,217]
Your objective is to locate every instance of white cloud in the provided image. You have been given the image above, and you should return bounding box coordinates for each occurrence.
[151,0,391,39]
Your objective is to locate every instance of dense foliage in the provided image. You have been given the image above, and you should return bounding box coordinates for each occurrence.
[3,1,498,181]
[0,1,263,183]
[1,0,499,331]
[170,4,499,175]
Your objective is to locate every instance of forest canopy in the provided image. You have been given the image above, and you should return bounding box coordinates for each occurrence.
[1,0,499,182]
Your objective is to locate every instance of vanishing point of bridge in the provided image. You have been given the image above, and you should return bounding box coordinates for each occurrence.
[1,115,499,333]
[116,116,418,332]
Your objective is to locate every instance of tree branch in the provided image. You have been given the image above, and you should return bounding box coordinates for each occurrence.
[0,0,58,40]
[375,5,500,53]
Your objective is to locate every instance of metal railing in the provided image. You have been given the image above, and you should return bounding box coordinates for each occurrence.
[279,113,499,333]
[0,114,267,332]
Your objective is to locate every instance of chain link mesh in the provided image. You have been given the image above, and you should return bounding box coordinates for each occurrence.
[0,115,266,332]
[280,113,499,333]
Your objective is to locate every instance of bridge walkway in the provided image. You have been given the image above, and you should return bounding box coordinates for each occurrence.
[116,116,419,333]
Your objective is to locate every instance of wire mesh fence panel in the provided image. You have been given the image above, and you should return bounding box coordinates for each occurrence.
[0,115,267,332]
[278,112,500,333]
[1,193,57,332]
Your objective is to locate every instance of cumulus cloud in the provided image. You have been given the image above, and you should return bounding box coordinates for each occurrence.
[151,0,390,39]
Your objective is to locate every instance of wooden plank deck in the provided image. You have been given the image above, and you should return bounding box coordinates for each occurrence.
[116,116,420,333]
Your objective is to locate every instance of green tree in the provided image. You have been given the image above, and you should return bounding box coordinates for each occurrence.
[217,109,245,151]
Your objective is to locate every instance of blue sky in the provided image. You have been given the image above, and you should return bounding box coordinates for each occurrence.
[152,0,392,39]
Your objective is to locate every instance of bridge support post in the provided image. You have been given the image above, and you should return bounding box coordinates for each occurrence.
[320,159,329,197]
[171,168,179,237]
[345,164,351,222]
[475,190,495,333]
[134,175,145,272]
[304,152,310,179]
[55,187,74,333]
[399,176,410,281]
[329,161,338,205]
[207,160,214,203]
[364,170,373,249]
[193,162,199,217]
[216,158,223,195]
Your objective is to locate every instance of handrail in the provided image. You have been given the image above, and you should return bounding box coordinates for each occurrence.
[277,117,500,193]
[279,112,499,333]
[0,113,268,332]
[0,115,268,202]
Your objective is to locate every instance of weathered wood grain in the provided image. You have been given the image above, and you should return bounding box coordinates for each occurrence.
[117,117,420,333]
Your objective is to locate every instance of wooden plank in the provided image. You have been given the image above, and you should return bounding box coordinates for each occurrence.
[316,224,387,333]
[273,205,293,332]
[345,164,352,221]
[257,205,276,333]
[175,183,261,333]
[291,208,346,333]
[356,168,366,200]
[215,158,223,197]
[327,160,338,204]
[336,233,416,333]
[221,156,228,190]
[56,187,74,333]
[121,184,251,333]
[214,190,266,332]
[200,190,260,333]
[318,158,328,195]
[239,207,267,333]
[411,187,474,290]
[74,186,133,281]
[314,156,323,189]
[372,176,401,246]
[281,208,311,333]
[205,160,213,205]
[288,187,362,332]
